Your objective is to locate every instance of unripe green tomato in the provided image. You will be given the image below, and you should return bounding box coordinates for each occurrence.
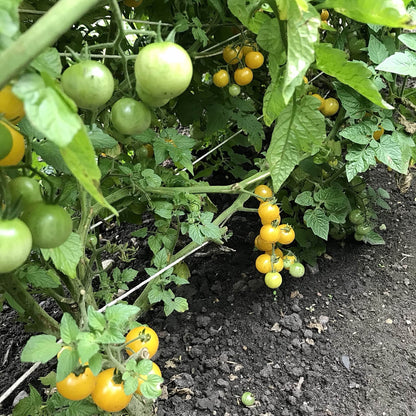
[349,209,365,225]
[228,84,241,96]
[241,392,255,406]
[111,98,151,135]
[8,176,43,209]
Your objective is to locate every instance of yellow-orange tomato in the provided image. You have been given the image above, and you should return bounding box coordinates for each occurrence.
[125,326,159,358]
[255,253,283,273]
[245,51,264,69]
[271,256,284,273]
[0,121,25,166]
[277,224,295,245]
[234,67,253,86]
[223,45,243,64]
[258,202,280,224]
[321,97,339,117]
[373,126,384,140]
[265,247,283,258]
[303,76,308,84]
[254,235,273,252]
[260,224,281,244]
[311,93,325,111]
[213,69,230,87]
[123,0,143,7]
[254,184,273,201]
[136,362,162,395]
[0,85,25,124]
[320,9,329,21]
[56,367,96,401]
[241,44,254,56]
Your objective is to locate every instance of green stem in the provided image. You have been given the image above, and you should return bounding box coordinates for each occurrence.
[327,107,346,141]
[0,0,103,88]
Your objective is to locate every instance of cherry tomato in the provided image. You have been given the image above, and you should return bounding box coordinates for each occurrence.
[258,202,280,224]
[277,224,295,245]
[321,98,339,117]
[228,84,241,96]
[254,235,272,252]
[289,262,305,278]
[136,361,162,395]
[373,126,384,140]
[241,44,255,56]
[254,184,273,201]
[0,218,32,273]
[91,368,132,412]
[0,85,25,124]
[355,223,372,235]
[123,0,143,6]
[135,42,193,104]
[61,60,115,110]
[259,224,281,244]
[21,203,72,249]
[135,86,170,108]
[255,253,283,273]
[311,93,325,111]
[349,209,365,225]
[264,272,283,289]
[136,143,154,160]
[320,9,329,20]
[234,67,253,86]
[0,121,25,166]
[125,326,159,358]
[8,177,43,210]
[57,367,96,401]
[245,51,264,69]
[265,247,283,258]
[241,391,255,406]
[283,254,297,269]
[303,76,308,84]
[111,98,151,135]
[223,45,243,64]
[213,69,230,88]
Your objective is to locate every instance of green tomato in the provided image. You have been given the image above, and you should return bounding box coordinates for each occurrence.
[349,209,365,225]
[289,262,305,278]
[134,42,193,103]
[241,392,255,406]
[8,177,43,210]
[264,272,283,289]
[61,60,115,109]
[0,218,32,273]
[111,98,151,135]
[354,232,365,241]
[355,223,372,236]
[21,203,72,249]
[136,86,170,108]
[228,84,241,96]
[0,122,13,159]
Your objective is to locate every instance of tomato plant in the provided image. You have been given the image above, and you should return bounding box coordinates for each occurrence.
[283,254,297,269]
[264,272,283,289]
[111,97,151,135]
[0,218,32,273]
[21,203,72,248]
[373,126,384,140]
[91,368,132,412]
[311,93,325,111]
[254,235,272,252]
[125,326,159,358]
[234,67,253,86]
[0,84,25,124]
[245,51,264,69]
[8,176,43,209]
[349,209,365,225]
[320,9,329,21]
[212,69,229,88]
[223,45,243,64]
[0,121,25,166]
[136,361,162,395]
[56,367,96,401]
[61,60,115,109]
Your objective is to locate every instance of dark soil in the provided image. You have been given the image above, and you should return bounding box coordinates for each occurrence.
[1,167,416,416]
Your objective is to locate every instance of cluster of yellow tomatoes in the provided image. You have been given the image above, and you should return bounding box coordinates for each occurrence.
[56,326,162,413]
[212,43,264,95]
[253,185,305,289]
[0,85,25,167]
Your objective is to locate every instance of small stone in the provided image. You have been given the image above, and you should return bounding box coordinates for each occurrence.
[281,313,303,332]
[385,318,393,324]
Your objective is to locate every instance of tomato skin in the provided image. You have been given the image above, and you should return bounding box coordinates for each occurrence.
[277,224,295,245]
[349,209,365,225]
[61,60,114,110]
[241,392,255,406]
[0,85,25,124]
[223,45,243,64]
[125,326,159,358]
[91,368,132,412]
[254,185,273,201]
[241,45,255,56]
[373,126,384,140]
[321,98,339,117]
[289,262,305,278]
[212,69,230,88]
[259,224,281,244]
[311,93,325,111]
[265,247,283,258]
[245,51,264,69]
[254,235,273,252]
[228,84,241,96]
[135,42,193,103]
[255,253,283,273]
[258,202,280,224]
[264,272,283,289]
[320,9,329,20]
[21,203,72,249]
[136,362,162,395]
[355,223,372,235]
[57,367,96,401]
[0,121,25,167]
[8,177,43,209]
[111,98,151,135]
[234,67,253,86]
[0,218,32,273]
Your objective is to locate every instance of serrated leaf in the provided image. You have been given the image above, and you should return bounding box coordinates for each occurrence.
[142,169,162,187]
[97,327,125,344]
[88,353,103,376]
[21,335,60,363]
[148,285,164,304]
[41,233,82,279]
[173,296,189,313]
[345,145,377,181]
[153,247,168,269]
[376,51,416,76]
[139,374,163,399]
[303,208,330,240]
[131,228,148,238]
[233,112,264,152]
[163,298,176,316]
[377,187,390,199]
[60,313,79,344]
[315,186,350,222]
[173,262,191,280]
[398,33,416,51]
[295,191,315,206]
[266,95,326,191]
[368,35,389,65]
[105,303,140,328]
[12,385,43,416]
[30,48,62,78]
[315,43,393,110]
[375,134,411,173]
[56,347,78,382]
[87,307,106,332]
[123,374,139,396]
[227,0,270,33]
[19,265,60,288]
[200,222,222,241]
[188,223,205,244]
[339,123,373,144]
[88,124,118,151]
[320,0,413,28]
[363,230,385,245]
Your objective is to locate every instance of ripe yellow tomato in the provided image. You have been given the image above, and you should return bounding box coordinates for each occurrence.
[321,97,339,117]
[373,126,384,140]
[125,326,159,358]
[265,247,283,258]
[254,235,273,252]
[56,367,96,401]
[256,253,283,274]
[223,45,243,64]
[0,121,25,166]
[311,93,325,111]
[320,9,329,21]
[213,69,230,87]
[0,85,25,124]
[258,202,280,224]
[234,67,253,86]
[254,184,273,201]
[260,224,281,244]
[277,224,295,245]
[245,51,264,69]
[264,272,283,289]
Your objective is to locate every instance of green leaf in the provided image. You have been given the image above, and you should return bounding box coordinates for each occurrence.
[314,185,351,223]
[200,222,222,241]
[87,353,102,376]
[123,374,139,396]
[303,208,330,240]
[21,335,60,363]
[295,191,315,206]
[173,296,189,313]
[87,307,106,332]
[376,51,416,76]
[56,347,78,382]
[154,248,168,269]
[0,2,19,52]
[104,304,140,328]
[281,2,320,104]
[88,124,118,151]
[368,35,389,64]
[339,122,373,144]
[142,169,162,187]
[375,133,413,173]
[232,112,265,152]
[399,33,416,51]
[60,313,79,344]
[320,0,413,28]
[148,285,164,304]
[191,17,209,46]
[315,43,393,110]
[139,374,163,399]
[30,48,62,78]
[345,145,377,181]
[227,0,270,33]
[173,262,191,280]
[362,230,385,245]
[41,233,82,280]
[60,127,118,215]
[18,265,60,288]
[12,385,43,416]
[188,223,205,244]
[266,95,326,191]
[77,338,100,365]
[97,327,125,344]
